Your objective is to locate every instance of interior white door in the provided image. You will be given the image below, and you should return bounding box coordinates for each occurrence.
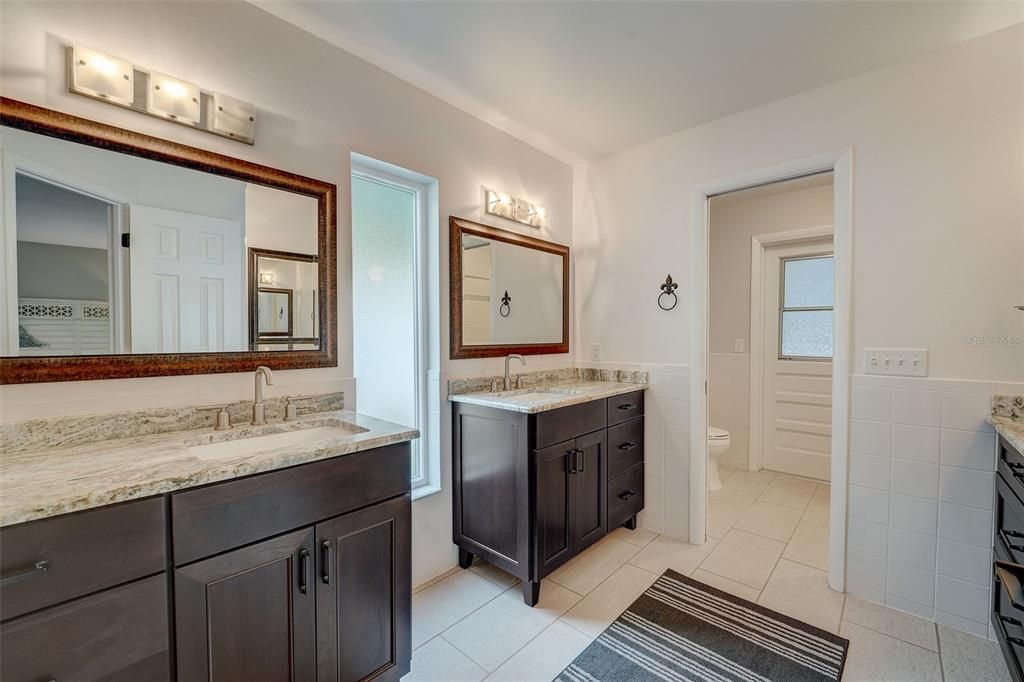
[129,205,243,353]
[762,239,833,480]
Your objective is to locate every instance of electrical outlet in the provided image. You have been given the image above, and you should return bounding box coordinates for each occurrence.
[590,343,601,361]
[864,348,929,377]
[734,338,746,354]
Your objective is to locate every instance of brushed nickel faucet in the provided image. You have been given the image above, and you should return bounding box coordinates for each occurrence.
[504,354,526,391]
[252,365,274,425]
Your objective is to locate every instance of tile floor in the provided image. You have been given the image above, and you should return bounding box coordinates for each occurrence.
[405,467,1009,681]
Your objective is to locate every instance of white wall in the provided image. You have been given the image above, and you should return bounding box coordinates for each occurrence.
[0,0,574,588]
[709,182,834,469]
[244,184,318,256]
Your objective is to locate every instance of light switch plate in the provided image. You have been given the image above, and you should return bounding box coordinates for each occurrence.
[864,348,929,377]
[734,338,746,354]
[590,343,601,361]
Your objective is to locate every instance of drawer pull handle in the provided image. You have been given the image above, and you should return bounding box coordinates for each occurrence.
[996,561,1024,612]
[1002,615,1023,627]
[576,449,585,474]
[0,559,51,587]
[321,541,331,584]
[618,490,636,501]
[298,548,310,595]
[567,450,577,475]
[1000,530,1024,552]
[618,442,638,451]
[617,403,635,411]
[1008,462,1024,471]
[1007,530,1024,539]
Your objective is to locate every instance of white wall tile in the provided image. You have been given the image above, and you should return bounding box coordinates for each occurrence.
[639,493,664,534]
[665,425,689,452]
[890,493,938,535]
[939,467,994,510]
[935,575,989,624]
[847,581,885,605]
[851,420,893,457]
[644,421,665,449]
[885,594,935,621]
[889,377,943,392]
[937,539,991,587]
[664,474,688,502]
[888,527,936,571]
[893,390,942,427]
[645,470,665,500]
[850,485,891,525]
[938,503,994,548]
[849,518,889,558]
[941,380,999,394]
[892,425,940,463]
[663,496,689,539]
[891,459,939,500]
[665,449,690,479]
[887,561,935,607]
[852,387,893,422]
[935,610,990,639]
[941,392,995,432]
[649,372,689,400]
[645,445,665,474]
[847,550,887,593]
[940,429,996,471]
[655,397,689,427]
[850,454,891,491]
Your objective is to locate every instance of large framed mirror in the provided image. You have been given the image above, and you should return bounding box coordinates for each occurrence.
[449,216,569,359]
[0,98,336,384]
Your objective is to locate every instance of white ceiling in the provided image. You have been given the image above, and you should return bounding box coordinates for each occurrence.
[257,1,1022,162]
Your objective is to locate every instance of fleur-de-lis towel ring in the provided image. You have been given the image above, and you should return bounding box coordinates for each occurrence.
[499,290,512,318]
[658,275,679,311]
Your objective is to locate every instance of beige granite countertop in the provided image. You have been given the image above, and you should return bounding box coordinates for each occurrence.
[0,410,418,527]
[990,415,1024,455]
[449,380,647,414]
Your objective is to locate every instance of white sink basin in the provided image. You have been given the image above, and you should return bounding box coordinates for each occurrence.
[186,419,368,460]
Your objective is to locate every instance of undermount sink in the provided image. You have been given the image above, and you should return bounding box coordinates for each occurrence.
[490,386,586,399]
[185,418,368,460]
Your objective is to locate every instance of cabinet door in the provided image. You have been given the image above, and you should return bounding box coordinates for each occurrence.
[534,439,575,576]
[317,494,411,682]
[572,430,607,553]
[175,528,316,682]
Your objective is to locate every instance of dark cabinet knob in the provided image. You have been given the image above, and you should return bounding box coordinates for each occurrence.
[618,490,636,501]
[617,403,634,410]
[618,442,638,451]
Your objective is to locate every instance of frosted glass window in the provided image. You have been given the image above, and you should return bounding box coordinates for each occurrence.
[780,255,833,360]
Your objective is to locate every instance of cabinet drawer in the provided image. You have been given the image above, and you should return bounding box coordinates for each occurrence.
[0,497,166,621]
[607,391,644,426]
[172,442,410,565]
[0,574,170,682]
[532,400,605,450]
[993,561,1024,682]
[607,417,644,479]
[607,465,644,530]
[1000,436,1024,503]
[997,475,1024,565]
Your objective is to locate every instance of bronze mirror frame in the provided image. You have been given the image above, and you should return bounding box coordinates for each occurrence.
[449,216,569,359]
[0,98,337,384]
[248,247,319,346]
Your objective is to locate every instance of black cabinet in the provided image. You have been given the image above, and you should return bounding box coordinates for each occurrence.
[994,434,1024,682]
[453,391,644,605]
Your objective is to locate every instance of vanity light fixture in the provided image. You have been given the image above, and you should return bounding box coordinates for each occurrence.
[65,44,256,145]
[69,45,134,106]
[259,272,274,285]
[146,70,201,124]
[485,188,546,229]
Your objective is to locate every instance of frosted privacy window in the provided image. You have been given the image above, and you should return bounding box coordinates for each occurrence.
[780,256,833,359]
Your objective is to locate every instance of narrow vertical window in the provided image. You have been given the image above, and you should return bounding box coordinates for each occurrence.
[779,255,834,360]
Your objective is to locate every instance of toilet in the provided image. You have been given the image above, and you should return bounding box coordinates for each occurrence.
[707,426,731,492]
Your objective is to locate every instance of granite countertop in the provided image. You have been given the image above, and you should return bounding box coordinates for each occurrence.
[990,415,1024,455]
[0,410,418,527]
[449,380,647,414]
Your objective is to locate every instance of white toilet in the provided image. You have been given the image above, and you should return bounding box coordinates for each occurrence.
[707,426,731,492]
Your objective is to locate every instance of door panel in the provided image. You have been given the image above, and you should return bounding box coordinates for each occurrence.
[572,430,607,552]
[534,440,574,575]
[175,528,316,682]
[317,495,411,682]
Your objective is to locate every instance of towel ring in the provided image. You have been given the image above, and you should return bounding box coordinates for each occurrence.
[658,275,678,311]
[499,290,511,318]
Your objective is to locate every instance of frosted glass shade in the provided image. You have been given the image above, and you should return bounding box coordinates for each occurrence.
[70,45,134,106]
[146,70,200,124]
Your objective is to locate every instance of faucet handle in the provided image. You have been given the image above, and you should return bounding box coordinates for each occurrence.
[197,404,232,431]
[283,398,298,422]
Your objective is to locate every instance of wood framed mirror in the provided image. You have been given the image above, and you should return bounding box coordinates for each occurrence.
[449,216,569,359]
[248,248,319,348]
[0,98,337,384]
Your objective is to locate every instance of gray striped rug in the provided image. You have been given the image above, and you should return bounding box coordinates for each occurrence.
[556,569,848,682]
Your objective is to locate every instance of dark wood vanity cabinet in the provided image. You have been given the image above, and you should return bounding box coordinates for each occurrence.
[453,390,645,605]
[0,442,412,682]
[994,434,1024,682]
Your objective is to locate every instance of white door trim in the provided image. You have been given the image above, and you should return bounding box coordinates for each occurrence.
[689,149,853,593]
[748,226,833,473]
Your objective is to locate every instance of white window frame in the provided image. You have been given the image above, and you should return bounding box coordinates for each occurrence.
[778,253,834,361]
[351,154,440,498]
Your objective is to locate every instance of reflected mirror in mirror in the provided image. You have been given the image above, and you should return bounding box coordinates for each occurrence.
[3,125,321,357]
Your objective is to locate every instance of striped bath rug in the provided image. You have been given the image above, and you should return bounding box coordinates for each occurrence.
[556,569,848,681]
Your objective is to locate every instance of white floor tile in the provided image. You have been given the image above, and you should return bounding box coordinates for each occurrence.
[628,534,718,576]
[842,595,938,651]
[709,470,776,507]
[733,501,803,542]
[690,568,761,602]
[938,623,1012,682]
[470,561,520,589]
[802,485,831,527]
[485,620,592,682]
[412,570,506,648]
[783,521,830,570]
[442,580,580,671]
[606,525,659,548]
[699,529,785,589]
[404,636,486,682]
[560,564,659,639]
[708,499,746,538]
[546,535,640,595]
[757,559,845,633]
[758,475,818,510]
[840,621,943,681]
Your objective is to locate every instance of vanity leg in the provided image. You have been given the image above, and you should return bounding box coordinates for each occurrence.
[458,547,474,569]
[522,580,541,607]
[623,515,638,531]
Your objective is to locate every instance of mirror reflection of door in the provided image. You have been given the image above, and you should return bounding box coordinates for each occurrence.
[257,288,293,337]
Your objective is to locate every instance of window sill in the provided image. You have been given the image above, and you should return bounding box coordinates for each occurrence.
[412,484,442,502]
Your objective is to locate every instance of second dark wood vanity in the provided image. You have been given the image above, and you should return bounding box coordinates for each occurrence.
[452,388,645,605]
